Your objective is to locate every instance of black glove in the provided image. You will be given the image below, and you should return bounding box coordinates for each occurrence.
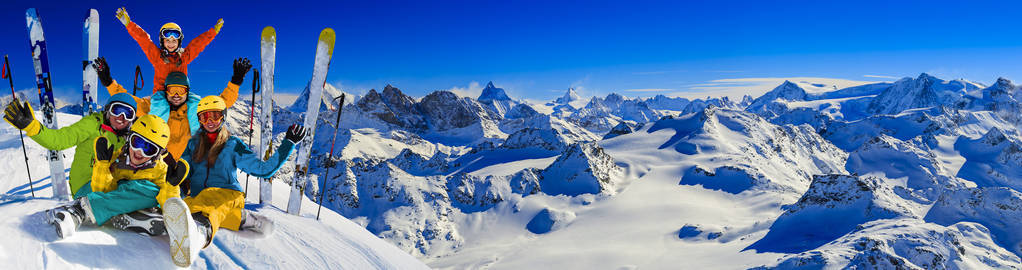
[231,58,252,85]
[164,155,190,186]
[94,137,116,161]
[285,124,307,144]
[4,98,36,130]
[93,57,113,87]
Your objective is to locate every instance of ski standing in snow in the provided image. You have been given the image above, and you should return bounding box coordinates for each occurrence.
[258,26,276,205]
[287,28,336,215]
[25,8,70,200]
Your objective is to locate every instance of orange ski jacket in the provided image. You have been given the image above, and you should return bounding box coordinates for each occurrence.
[124,21,219,93]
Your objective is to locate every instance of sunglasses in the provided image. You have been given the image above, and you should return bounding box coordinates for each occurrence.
[161,29,182,40]
[166,87,188,97]
[198,110,224,125]
[108,102,136,121]
[129,133,161,158]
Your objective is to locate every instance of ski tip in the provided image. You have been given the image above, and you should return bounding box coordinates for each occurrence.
[319,28,335,56]
[89,9,99,17]
[262,26,276,42]
[26,8,37,16]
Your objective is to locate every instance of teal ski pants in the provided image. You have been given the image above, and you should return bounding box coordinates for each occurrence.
[75,180,160,225]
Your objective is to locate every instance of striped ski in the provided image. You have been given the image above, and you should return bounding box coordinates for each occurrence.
[26,8,71,200]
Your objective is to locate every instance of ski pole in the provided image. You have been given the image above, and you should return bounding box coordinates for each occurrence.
[317,93,345,220]
[3,55,36,197]
[245,69,259,198]
[132,65,143,96]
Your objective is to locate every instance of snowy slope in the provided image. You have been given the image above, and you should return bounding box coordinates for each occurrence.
[9,70,1022,270]
[0,111,428,269]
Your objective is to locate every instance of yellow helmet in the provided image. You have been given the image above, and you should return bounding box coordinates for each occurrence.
[131,114,171,148]
[197,96,226,113]
[159,22,182,38]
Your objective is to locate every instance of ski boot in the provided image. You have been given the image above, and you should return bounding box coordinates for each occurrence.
[162,197,211,267]
[238,210,275,238]
[109,207,166,236]
[46,197,95,240]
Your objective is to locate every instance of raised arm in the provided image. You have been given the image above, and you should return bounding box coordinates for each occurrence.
[220,58,251,107]
[181,18,224,64]
[116,7,162,67]
[94,57,151,114]
[28,114,103,150]
[234,125,306,178]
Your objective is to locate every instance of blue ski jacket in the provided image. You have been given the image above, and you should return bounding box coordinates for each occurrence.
[180,134,295,197]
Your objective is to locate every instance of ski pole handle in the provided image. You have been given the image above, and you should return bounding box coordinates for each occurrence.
[252,69,260,94]
[4,55,15,95]
[133,65,143,95]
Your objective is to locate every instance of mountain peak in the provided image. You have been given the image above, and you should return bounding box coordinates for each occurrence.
[746,80,808,111]
[554,87,581,104]
[478,81,511,101]
[917,73,937,81]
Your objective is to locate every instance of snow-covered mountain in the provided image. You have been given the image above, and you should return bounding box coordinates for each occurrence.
[232,75,1022,268]
[868,73,984,115]
[5,71,1022,269]
[553,87,581,105]
[477,81,518,118]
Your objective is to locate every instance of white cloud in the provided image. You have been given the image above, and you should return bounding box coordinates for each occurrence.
[863,74,899,79]
[444,81,484,99]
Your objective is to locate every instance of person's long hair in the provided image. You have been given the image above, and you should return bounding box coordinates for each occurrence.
[192,127,231,167]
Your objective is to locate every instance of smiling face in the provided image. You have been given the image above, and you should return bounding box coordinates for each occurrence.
[128,147,154,166]
[202,115,221,133]
[107,112,131,131]
[167,86,187,106]
[163,38,180,51]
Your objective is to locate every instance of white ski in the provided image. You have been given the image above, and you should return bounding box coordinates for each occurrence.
[287,28,335,215]
[82,9,99,115]
[258,26,276,206]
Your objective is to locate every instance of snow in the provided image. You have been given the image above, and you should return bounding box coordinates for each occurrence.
[0,112,428,269]
[5,70,1022,269]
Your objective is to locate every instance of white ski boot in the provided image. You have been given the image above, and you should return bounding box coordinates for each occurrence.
[109,207,165,236]
[46,197,95,240]
[162,197,209,267]
[238,210,274,238]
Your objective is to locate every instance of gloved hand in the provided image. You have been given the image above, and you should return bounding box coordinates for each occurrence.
[115,7,131,26]
[3,98,36,130]
[164,155,190,186]
[94,137,116,162]
[231,58,252,85]
[214,18,224,34]
[93,57,113,87]
[285,124,307,144]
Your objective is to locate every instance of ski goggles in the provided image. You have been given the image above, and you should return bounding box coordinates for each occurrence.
[108,101,136,121]
[129,133,161,158]
[198,110,224,125]
[161,29,182,40]
[166,86,188,97]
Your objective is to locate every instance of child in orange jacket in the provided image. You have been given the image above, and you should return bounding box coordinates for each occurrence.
[115,7,223,93]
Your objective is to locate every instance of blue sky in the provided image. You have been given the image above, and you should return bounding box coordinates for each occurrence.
[2,0,1022,104]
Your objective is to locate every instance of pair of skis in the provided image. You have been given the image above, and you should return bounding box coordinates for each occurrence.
[258,26,338,216]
